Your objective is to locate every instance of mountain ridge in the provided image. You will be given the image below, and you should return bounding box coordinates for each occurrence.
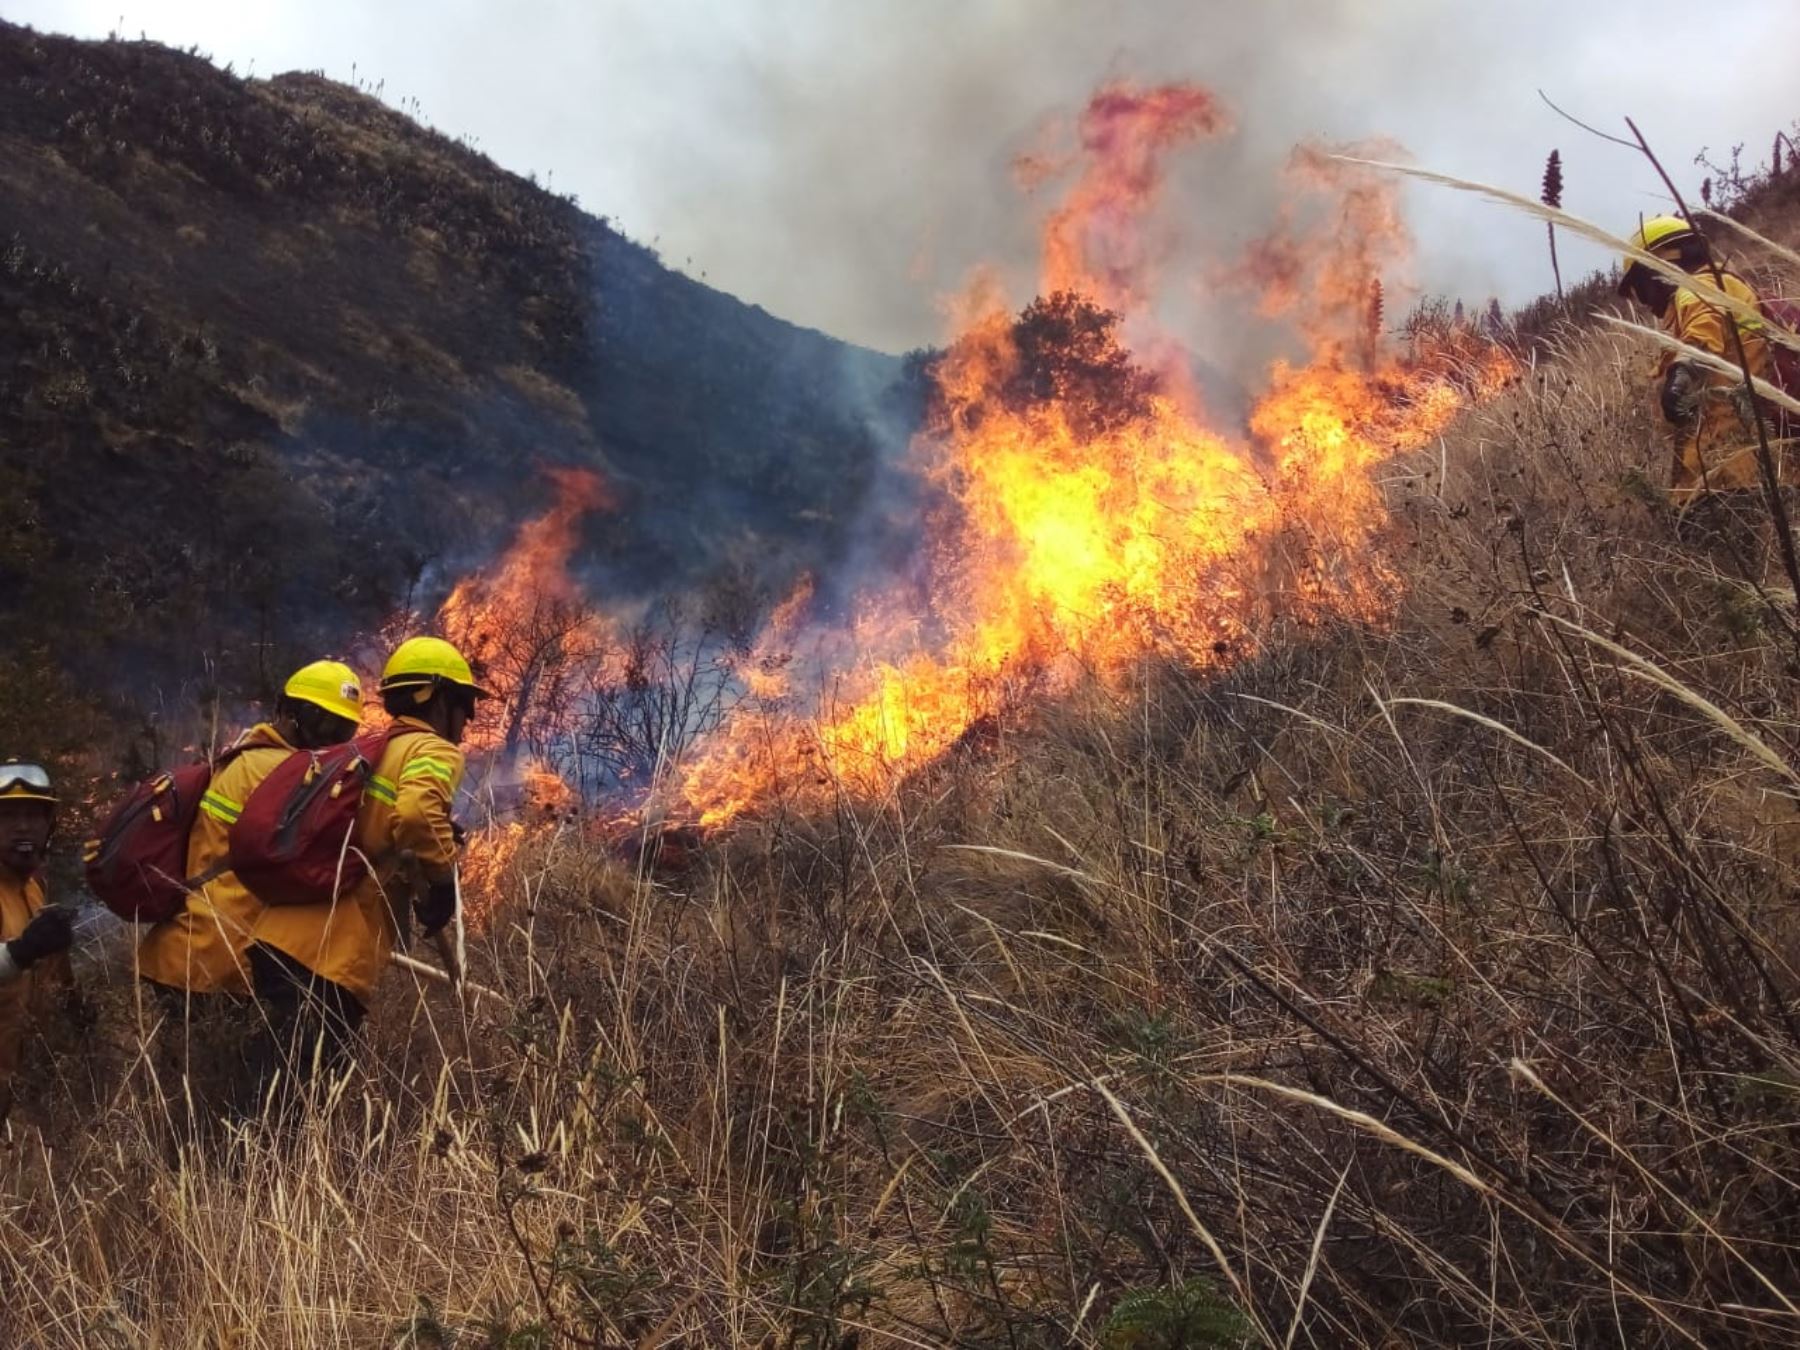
[0,21,901,755]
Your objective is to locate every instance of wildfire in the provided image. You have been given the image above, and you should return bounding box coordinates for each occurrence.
[1034,82,1233,312]
[521,758,577,812]
[438,465,616,755]
[388,466,613,923]
[667,82,1516,827]
[424,78,1518,847]
[449,756,579,926]
[456,820,524,927]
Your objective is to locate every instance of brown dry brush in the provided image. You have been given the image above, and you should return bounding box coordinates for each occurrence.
[1698,123,1800,219]
[6,346,1800,1344]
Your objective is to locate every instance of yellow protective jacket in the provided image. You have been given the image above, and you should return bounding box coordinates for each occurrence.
[0,867,72,1092]
[1655,270,1775,504]
[249,718,464,1005]
[135,722,296,996]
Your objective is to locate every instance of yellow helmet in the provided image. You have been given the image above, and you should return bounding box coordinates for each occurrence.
[282,659,364,723]
[380,636,492,698]
[1630,215,1697,257]
[1618,215,1700,294]
[0,763,57,806]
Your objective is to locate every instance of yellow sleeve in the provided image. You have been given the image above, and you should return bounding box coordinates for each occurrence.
[392,742,465,882]
[1671,290,1729,360]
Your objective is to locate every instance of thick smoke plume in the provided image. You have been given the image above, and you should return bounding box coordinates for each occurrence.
[578,0,1792,361]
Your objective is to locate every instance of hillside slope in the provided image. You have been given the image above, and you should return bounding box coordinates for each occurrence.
[0,24,899,751]
[5,25,1800,1342]
[9,245,1800,1346]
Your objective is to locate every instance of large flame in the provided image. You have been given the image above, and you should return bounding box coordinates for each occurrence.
[422,466,613,921]
[424,80,1518,846]
[668,83,1515,826]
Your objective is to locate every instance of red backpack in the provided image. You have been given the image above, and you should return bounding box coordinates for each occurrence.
[83,749,244,923]
[1760,295,1800,436]
[227,726,421,907]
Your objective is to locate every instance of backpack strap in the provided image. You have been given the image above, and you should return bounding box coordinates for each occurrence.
[172,744,248,891]
[182,858,233,891]
[356,722,430,759]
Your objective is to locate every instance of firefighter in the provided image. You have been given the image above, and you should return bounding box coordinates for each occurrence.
[0,764,76,1120]
[245,637,479,1105]
[133,662,361,1128]
[136,660,364,1003]
[1617,215,1776,509]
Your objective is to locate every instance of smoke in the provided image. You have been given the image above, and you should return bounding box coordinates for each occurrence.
[15,0,1798,356]
[615,0,1405,356]
[576,0,1799,356]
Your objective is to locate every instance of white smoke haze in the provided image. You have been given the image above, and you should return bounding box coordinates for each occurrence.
[11,0,1799,356]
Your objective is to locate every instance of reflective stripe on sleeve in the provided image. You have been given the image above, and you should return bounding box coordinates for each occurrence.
[367,775,399,805]
[401,758,457,785]
[200,789,243,824]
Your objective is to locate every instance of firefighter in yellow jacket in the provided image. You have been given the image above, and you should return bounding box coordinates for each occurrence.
[247,637,478,1097]
[136,660,363,1002]
[1618,215,1775,508]
[0,764,75,1118]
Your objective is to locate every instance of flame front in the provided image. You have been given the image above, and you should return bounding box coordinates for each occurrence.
[423,80,1518,842]
[671,83,1516,826]
[417,466,613,921]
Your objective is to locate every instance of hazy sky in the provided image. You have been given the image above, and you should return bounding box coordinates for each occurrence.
[11,0,1799,353]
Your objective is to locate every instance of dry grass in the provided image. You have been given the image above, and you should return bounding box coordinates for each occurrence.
[8,319,1800,1347]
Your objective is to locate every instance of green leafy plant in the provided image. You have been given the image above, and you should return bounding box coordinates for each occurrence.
[1101,1278,1252,1348]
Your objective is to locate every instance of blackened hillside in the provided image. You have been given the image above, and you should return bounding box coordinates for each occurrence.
[0,23,899,753]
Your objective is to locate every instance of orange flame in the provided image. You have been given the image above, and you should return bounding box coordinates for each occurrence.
[422,82,1518,848]
[521,757,577,813]
[455,753,576,926]
[1037,83,1232,311]
[669,82,1516,827]
[439,464,610,652]
[409,466,614,924]
[437,466,614,754]
[457,820,523,928]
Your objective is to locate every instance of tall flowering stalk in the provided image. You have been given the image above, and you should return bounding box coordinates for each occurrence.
[1541,149,1565,302]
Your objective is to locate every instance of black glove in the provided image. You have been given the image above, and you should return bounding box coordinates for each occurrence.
[414,880,458,937]
[9,906,73,969]
[1661,362,1700,423]
[450,819,468,848]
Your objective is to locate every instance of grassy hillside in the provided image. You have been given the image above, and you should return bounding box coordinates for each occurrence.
[1,189,1798,1345]
[6,20,1800,1348]
[0,23,899,764]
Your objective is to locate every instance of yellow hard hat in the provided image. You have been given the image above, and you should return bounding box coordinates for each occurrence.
[380,636,492,698]
[1630,215,1697,256]
[1618,215,1699,294]
[0,763,57,806]
[282,660,364,723]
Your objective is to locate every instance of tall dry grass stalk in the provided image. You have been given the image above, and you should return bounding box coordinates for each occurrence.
[1336,154,1800,357]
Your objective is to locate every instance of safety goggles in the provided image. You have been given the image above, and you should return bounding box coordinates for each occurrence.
[0,763,55,799]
